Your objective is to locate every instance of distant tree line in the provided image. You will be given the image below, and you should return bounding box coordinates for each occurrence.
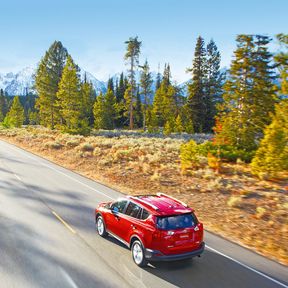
[0,34,287,173]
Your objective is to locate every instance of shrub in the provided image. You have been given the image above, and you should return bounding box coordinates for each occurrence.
[207,152,221,171]
[80,143,94,152]
[180,140,215,170]
[150,171,161,181]
[112,149,133,161]
[45,141,63,150]
[66,139,80,147]
[93,147,102,156]
[256,207,267,219]
[207,144,255,163]
[227,195,243,208]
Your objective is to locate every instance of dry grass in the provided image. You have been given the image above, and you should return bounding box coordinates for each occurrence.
[0,126,287,266]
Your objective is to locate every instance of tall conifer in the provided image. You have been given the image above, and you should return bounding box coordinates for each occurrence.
[134,87,143,128]
[56,56,89,134]
[186,36,207,132]
[217,35,277,150]
[5,96,24,127]
[205,39,224,131]
[93,90,117,129]
[0,89,8,121]
[124,36,142,129]
[35,41,68,128]
[275,34,288,95]
[81,78,95,125]
[140,60,153,130]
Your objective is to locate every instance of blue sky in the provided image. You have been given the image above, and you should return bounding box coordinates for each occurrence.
[0,0,287,82]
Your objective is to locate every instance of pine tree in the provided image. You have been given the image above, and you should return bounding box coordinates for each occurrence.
[104,89,117,129]
[139,60,153,130]
[23,94,37,124]
[0,89,8,121]
[175,114,184,133]
[124,85,133,125]
[163,85,177,124]
[217,35,278,150]
[115,72,128,127]
[116,72,125,102]
[29,110,40,125]
[152,66,178,129]
[115,79,119,101]
[181,104,194,133]
[186,36,207,133]
[251,100,288,178]
[93,90,117,129]
[205,39,224,131]
[152,82,165,127]
[56,56,89,135]
[155,64,161,90]
[134,87,143,128]
[124,36,142,129]
[163,118,174,135]
[107,77,115,93]
[162,63,171,87]
[146,108,158,133]
[35,41,68,129]
[275,34,288,95]
[93,93,106,129]
[5,96,24,127]
[81,78,95,125]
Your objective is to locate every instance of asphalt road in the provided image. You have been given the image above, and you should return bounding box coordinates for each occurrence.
[0,140,287,288]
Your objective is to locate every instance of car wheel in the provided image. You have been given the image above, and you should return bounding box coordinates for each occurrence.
[131,240,147,267]
[96,215,108,237]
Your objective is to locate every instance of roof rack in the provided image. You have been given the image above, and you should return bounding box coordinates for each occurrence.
[156,192,188,208]
[128,196,159,211]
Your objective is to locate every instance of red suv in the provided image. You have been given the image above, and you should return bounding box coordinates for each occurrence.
[95,193,204,267]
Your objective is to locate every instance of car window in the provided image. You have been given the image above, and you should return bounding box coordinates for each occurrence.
[111,200,128,213]
[141,209,149,220]
[156,213,198,230]
[125,202,142,218]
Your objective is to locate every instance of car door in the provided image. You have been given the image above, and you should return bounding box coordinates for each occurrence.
[120,201,143,243]
[105,200,128,238]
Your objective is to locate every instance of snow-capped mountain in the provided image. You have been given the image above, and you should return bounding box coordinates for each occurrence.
[79,70,107,95]
[0,66,107,96]
[0,65,200,98]
[0,66,35,96]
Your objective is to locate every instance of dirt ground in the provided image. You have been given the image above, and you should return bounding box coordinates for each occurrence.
[1,127,287,266]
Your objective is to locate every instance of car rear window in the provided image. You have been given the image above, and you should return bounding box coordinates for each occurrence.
[156,213,198,230]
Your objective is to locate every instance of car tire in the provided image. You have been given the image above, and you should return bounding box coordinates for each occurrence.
[96,215,108,237]
[131,240,147,267]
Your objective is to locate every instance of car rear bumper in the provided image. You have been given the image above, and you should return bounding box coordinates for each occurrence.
[145,242,205,261]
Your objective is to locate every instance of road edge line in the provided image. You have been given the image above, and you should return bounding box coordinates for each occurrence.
[206,245,288,288]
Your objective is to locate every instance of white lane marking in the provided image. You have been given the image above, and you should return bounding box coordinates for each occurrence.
[38,161,114,200]
[14,173,22,181]
[0,156,22,182]
[60,267,79,288]
[206,245,288,288]
[5,143,114,200]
